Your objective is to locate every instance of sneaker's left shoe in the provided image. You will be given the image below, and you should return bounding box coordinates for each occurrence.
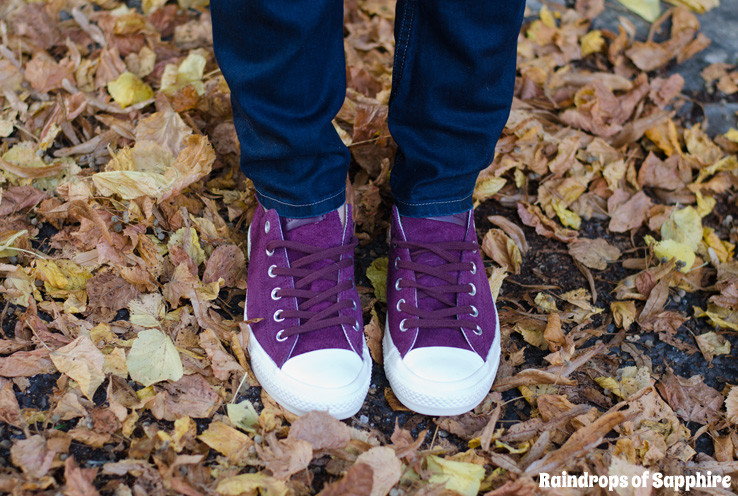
[384,206,500,416]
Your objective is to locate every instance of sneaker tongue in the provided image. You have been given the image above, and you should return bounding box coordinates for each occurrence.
[400,212,471,350]
[400,212,468,244]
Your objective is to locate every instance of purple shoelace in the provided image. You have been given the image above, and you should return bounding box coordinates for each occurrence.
[393,239,481,332]
[266,236,359,338]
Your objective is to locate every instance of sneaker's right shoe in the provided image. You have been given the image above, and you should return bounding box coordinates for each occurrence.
[245,202,371,419]
[383,206,501,416]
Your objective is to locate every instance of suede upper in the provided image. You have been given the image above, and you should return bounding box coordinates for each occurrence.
[386,206,498,359]
[247,203,364,368]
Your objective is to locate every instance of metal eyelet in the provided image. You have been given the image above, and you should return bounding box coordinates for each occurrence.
[396,298,405,312]
[352,300,357,310]
[268,265,277,278]
[271,288,281,301]
[470,262,477,275]
[470,305,478,317]
[468,283,476,296]
[266,247,274,256]
[264,220,270,233]
[473,325,483,336]
[276,330,287,342]
[399,319,408,332]
[395,278,403,291]
[394,257,400,269]
[353,320,360,332]
[273,309,285,322]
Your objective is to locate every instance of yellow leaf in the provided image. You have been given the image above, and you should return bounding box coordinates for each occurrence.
[488,266,507,301]
[580,30,605,56]
[0,230,27,257]
[695,331,730,361]
[216,473,288,496]
[50,336,105,401]
[552,199,581,230]
[703,227,734,264]
[652,239,696,273]
[35,259,92,297]
[665,0,719,14]
[128,293,165,328]
[724,128,738,143]
[426,455,485,496]
[161,51,207,95]
[695,191,716,217]
[168,227,207,267]
[367,257,388,303]
[473,177,506,203]
[595,367,651,399]
[126,328,184,387]
[661,206,702,252]
[227,400,260,433]
[534,292,558,313]
[92,170,172,200]
[645,119,681,157]
[107,72,154,108]
[142,0,167,14]
[198,421,252,461]
[539,5,557,28]
[616,0,661,21]
[611,301,636,329]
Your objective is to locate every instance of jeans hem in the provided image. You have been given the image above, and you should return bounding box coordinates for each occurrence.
[393,193,474,218]
[255,187,346,218]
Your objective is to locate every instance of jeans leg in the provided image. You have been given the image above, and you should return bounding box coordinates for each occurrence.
[388,0,525,217]
[212,0,350,218]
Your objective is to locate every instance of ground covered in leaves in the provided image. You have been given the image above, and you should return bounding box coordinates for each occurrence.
[0,0,738,494]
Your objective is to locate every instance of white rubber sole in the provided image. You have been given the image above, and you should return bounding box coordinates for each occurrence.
[382,313,501,416]
[245,220,372,420]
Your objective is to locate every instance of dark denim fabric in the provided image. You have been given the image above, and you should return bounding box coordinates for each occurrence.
[212,0,525,218]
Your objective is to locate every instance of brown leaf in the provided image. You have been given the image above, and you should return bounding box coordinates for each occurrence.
[525,409,631,475]
[86,271,140,321]
[199,328,244,381]
[568,238,621,270]
[608,190,653,233]
[0,378,21,428]
[317,462,374,496]
[355,446,402,496]
[0,348,56,377]
[64,456,101,496]
[482,229,521,273]
[10,435,55,479]
[202,244,245,287]
[363,308,384,365]
[288,410,352,451]
[726,387,738,425]
[493,369,577,392]
[656,371,723,424]
[517,203,578,243]
[488,215,529,254]
[148,373,221,421]
[257,434,312,480]
[0,186,47,216]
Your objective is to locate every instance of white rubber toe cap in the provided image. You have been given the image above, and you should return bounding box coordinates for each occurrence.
[281,349,365,388]
[403,347,484,382]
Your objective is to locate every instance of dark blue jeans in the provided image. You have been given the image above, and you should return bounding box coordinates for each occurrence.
[211,0,524,218]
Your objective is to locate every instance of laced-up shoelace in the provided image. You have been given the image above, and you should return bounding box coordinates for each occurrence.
[393,240,482,334]
[266,236,359,341]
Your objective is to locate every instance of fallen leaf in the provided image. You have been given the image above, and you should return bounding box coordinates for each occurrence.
[126,328,184,387]
[569,238,621,270]
[50,335,106,401]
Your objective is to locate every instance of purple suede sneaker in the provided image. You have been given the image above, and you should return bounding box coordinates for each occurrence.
[384,206,500,416]
[245,202,371,419]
